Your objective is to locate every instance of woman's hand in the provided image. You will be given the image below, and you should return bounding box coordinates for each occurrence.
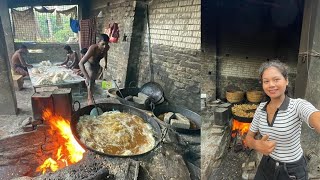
[255,135,276,155]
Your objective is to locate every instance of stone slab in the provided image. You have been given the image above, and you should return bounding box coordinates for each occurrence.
[214,107,230,126]
[171,118,190,129]
[201,121,231,180]
[164,112,175,124]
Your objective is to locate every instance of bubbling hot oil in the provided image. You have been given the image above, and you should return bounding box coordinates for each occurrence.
[77,112,155,155]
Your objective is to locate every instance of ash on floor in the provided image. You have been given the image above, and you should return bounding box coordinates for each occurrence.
[209,149,257,180]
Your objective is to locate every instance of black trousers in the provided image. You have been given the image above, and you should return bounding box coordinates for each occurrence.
[254,155,308,180]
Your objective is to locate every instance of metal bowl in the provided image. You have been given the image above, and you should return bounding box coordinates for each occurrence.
[140,82,164,105]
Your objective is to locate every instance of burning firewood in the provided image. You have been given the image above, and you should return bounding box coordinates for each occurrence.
[230,119,251,152]
[234,131,244,153]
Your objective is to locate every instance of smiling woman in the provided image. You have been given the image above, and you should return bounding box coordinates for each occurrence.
[245,60,320,180]
[259,61,289,102]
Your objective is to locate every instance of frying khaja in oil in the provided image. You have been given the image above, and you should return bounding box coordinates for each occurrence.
[77,111,155,155]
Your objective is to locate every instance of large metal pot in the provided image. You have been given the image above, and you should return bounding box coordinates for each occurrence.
[231,104,255,123]
[140,82,164,104]
[152,104,201,134]
[70,103,162,157]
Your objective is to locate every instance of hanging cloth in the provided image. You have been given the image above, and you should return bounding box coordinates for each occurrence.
[70,18,79,33]
[56,6,77,26]
[105,23,119,43]
[11,8,40,41]
[79,18,96,49]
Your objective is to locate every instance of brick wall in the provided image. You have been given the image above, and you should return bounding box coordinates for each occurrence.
[219,57,261,79]
[216,52,298,101]
[213,1,300,100]
[89,0,201,112]
[137,0,201,112]
[147,0,201,49]
[90,0,136,88]
[216,34,299,100]
[202,43,216,102]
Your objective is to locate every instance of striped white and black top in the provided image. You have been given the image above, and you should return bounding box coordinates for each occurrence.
[249,96,318,163]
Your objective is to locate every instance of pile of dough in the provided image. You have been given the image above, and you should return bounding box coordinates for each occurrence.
[48,72,55,77]
[31,68,40,74]
[62,73,73,80]
[36,77,53,85]
[39,60,52,66]
[51,73,64,84]
[37,67,47,73]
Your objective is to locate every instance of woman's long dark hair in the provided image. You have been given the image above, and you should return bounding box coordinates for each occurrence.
[258,60,290,102]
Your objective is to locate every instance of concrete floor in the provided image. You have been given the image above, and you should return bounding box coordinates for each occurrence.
[0,79,119,139]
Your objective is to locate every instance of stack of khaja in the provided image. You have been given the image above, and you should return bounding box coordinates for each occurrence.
[163,112,190,129]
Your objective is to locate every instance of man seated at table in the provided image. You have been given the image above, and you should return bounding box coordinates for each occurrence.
[11,44,33,77]
[59,45,79,69]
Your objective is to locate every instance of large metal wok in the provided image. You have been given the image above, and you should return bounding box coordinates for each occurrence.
[70,103,162,157]
[152,104,201,134]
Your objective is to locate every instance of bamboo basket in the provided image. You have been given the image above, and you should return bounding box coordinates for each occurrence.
[226,91,245,103]
[246,90,263,103]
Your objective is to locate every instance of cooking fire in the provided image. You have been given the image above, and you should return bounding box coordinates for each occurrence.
[231,119,251,152]
[37,108,85,174]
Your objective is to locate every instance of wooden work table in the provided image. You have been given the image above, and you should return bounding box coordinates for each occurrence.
[28,64,85,94]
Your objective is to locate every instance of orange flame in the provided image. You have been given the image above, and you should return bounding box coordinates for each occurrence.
[231,119,251,145]
[36,109,85,174]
